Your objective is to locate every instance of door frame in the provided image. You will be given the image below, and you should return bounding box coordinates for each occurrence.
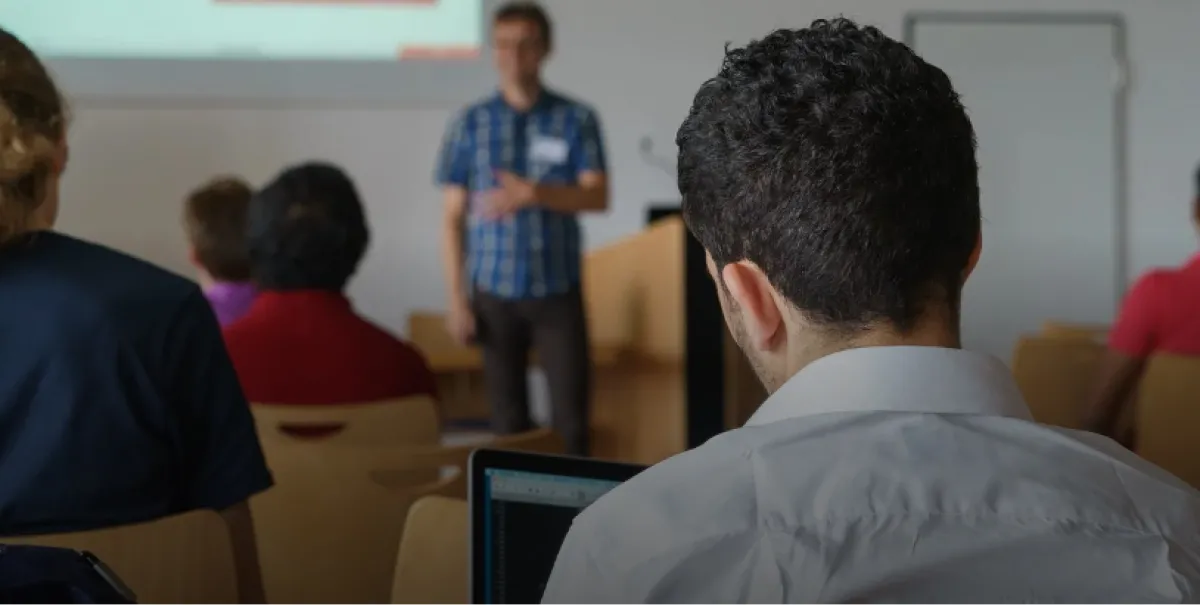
[904,11,1130,308]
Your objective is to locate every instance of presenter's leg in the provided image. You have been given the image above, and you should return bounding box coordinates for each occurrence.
[474,292,534,435]
[530,288,592,457]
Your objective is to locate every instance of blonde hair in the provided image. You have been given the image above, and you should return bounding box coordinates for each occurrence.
[0,28,66,246]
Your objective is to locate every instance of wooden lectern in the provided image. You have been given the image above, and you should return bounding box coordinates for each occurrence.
[409,216,766,465]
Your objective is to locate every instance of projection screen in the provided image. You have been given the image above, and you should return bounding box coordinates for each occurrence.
[0,0,500,104]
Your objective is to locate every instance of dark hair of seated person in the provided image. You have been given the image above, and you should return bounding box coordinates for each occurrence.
[247,162,370,292]
[226,161,437,406]
[183,176,255,282]
[677,19,980,335]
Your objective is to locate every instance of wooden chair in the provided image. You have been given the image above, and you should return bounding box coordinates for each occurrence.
[1011,335,1105,428]
[253,443,450,604]
[2,510,237,603]
[1135,355,1200,489]
[253,397,444,508]
[252,396,440,447]
[391,496,468,604]
[253,429,561,603]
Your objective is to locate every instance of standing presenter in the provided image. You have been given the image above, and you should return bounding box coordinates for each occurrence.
[435,2,608,457]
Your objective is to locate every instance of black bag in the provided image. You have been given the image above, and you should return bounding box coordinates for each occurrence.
[0,545,136,603]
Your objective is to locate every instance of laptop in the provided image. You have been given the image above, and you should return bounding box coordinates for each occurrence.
[468,449,645,604]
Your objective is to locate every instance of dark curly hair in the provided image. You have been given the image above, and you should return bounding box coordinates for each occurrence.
[247,162,370,292]
[676,18,979,333]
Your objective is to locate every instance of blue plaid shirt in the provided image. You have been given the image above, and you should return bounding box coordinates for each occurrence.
[435,89,607,299]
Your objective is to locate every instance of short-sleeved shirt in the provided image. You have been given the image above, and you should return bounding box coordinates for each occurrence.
[1109,253,1200,357]
[545,347,1200,602]
[223,290,438,405]
[0,231,273,536]
[435,89,607,299]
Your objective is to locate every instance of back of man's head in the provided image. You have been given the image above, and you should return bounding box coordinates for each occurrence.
[184,177,254,283]
[247,162,370,292]
[677,19,980,337]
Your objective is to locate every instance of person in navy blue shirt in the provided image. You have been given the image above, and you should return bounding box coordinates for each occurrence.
[0,27,270,602]
[436,2,608,456]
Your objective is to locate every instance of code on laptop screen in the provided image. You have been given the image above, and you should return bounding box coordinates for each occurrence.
[480,469,622,603]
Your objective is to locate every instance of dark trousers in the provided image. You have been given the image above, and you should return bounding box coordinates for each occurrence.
[474,288,591,457]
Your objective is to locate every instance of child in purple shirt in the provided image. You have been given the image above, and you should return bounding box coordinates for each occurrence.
[183,177,259,326]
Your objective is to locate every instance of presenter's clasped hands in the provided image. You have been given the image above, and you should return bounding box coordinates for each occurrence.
[482,171,536,218]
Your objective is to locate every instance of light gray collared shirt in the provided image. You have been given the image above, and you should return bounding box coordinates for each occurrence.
[543,346,1200,603]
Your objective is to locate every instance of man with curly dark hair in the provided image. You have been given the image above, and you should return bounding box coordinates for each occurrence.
[543,19,1200,602]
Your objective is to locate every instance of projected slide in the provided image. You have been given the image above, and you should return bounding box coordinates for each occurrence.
[2,0,482,61]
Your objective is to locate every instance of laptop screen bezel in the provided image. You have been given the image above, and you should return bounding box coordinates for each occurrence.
[467,449,645,604]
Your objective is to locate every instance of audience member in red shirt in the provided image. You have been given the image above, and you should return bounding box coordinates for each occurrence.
[1085,165,1200,439]
[223,162,437,405]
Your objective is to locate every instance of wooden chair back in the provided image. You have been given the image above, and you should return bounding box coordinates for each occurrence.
[252,428,562,602]
[252,396,440,447]
[1011,335,1105,428]
[253,443,454,604]
[2,510,237,604]
[391,496,469,604]
[1135,355,1200,489]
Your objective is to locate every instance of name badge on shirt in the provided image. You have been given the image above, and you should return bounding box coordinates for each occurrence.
[530,136,569,165]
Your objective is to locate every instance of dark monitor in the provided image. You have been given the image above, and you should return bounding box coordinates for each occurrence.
[468,449,644,604]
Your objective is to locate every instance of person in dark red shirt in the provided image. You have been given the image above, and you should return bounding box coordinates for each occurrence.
[224,162,437,405]
[1085,164,1200,439]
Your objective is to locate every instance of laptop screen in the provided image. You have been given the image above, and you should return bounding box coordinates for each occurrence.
[479,468,623,603]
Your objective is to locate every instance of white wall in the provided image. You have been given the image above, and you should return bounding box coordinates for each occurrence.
[58,0,1200,336]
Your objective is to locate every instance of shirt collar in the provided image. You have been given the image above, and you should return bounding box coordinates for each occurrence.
[746,346,1032,427]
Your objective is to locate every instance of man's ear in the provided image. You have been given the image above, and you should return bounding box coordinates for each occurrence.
[720,260,784,351]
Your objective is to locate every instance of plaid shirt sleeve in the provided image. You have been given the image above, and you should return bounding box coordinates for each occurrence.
[571,108,608,174]
[435,111,472,187]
